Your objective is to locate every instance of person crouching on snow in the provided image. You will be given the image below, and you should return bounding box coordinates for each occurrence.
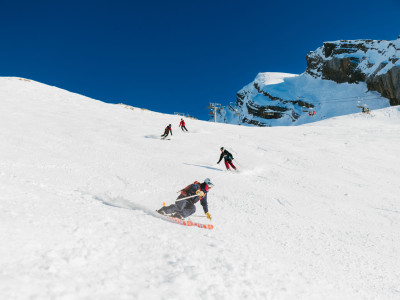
[157,178,214,220]
[161,124,172,138]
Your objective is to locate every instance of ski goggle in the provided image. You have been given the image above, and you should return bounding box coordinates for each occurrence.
[205,182,214,190]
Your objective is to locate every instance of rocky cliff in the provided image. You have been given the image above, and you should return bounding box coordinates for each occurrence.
[219,37,398,126]
[306,38,400,105]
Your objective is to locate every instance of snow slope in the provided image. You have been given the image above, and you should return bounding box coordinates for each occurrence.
[1,77,400,299]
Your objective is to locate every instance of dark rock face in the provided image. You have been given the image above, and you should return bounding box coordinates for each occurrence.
[366,66,400,106]
[235,84,311,124]
[321,57,366,83]
[306,39,400,105]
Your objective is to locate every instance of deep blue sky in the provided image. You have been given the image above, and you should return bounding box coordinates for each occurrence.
[1,0,399,120]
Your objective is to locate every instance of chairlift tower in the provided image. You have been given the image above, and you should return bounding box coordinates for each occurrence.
[207,103,222,123]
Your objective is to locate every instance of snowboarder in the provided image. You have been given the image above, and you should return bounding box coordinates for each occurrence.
[161,124,172,138]
[179,118,188,132]
[217,147,237,170]
[157,178,214,220]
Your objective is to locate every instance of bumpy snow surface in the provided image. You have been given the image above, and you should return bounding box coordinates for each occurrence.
[1,77,400,299]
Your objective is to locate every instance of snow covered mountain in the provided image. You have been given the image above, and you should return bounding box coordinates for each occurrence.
[219,37,400,126]
[1,77,400,299]
[306,38,400,105]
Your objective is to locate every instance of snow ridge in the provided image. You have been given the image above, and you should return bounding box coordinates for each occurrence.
[219,72,389,126]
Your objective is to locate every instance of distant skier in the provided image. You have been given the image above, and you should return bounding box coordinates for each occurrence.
[157,178,214,220]
[179,118,188,132]
[161,124,172,138]
[217,147,237,170]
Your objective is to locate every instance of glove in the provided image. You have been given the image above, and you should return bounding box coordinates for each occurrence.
[205,212,212,220]
[196,190,205,197]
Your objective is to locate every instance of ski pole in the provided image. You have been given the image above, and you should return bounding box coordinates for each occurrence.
[232,159,241,167]
[175,194,198,202]
[228,146,238,155]
[163,194,198,206]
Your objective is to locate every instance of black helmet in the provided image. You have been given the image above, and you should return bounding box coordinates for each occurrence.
[220,147,224,151]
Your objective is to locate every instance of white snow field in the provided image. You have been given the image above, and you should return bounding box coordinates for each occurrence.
[1,77,400,300]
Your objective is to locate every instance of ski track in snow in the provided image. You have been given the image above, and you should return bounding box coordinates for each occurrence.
[1,77,400,299]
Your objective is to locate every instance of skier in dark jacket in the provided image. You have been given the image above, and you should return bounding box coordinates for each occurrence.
[157,178,214,220]
[161,124,172,138]
[217,147,237,170]
[179,118,188,132]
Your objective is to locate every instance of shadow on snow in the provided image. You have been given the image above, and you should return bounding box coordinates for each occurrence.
[93,194,163,220]
[183,163,223,172]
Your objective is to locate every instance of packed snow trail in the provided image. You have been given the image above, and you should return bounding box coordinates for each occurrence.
[1,77,400,299]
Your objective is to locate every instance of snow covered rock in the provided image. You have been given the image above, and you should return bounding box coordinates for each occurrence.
[306,37,400,105]
[219,37,399,127]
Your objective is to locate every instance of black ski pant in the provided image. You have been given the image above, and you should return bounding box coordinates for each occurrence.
[161,130,171,138]
[161,195,196,218]
[180,126,188,132]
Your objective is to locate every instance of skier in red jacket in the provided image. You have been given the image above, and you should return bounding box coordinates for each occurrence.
[179,118,188,132]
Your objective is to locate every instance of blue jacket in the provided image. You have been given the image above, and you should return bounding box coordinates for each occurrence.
[181,183,209,213]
